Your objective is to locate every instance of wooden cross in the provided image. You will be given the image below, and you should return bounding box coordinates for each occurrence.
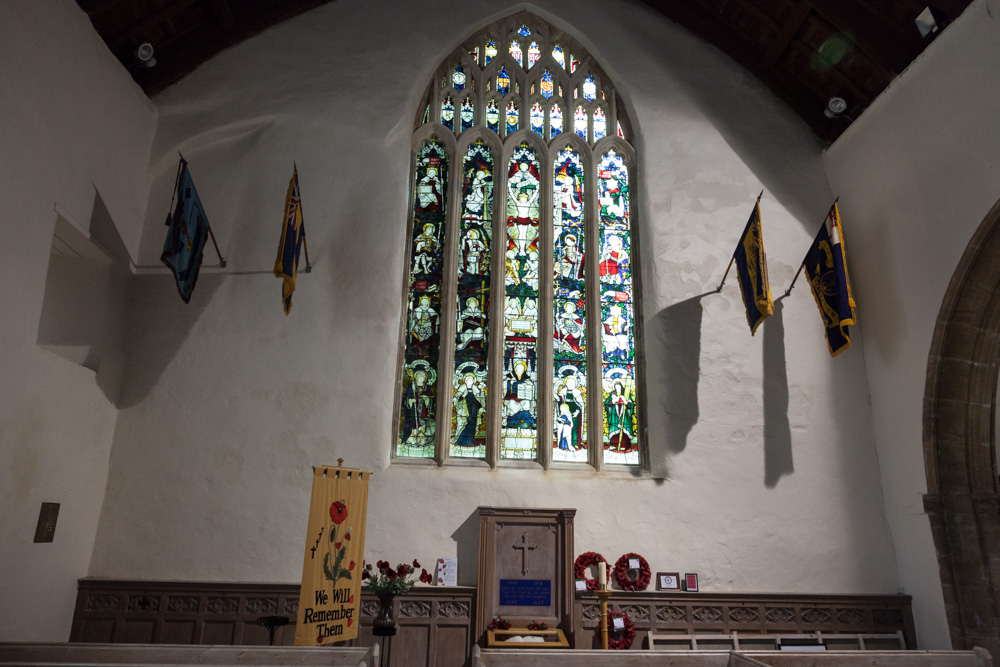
[512,532,537,576]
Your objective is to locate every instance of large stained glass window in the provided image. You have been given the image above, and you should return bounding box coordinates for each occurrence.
[397,141,448,458]
[397,12,641,469]
[552,148,587,463]
[598,151,638,465]
[501,143,541,460]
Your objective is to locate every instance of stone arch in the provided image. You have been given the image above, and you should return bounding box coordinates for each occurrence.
[924,196,1000,656]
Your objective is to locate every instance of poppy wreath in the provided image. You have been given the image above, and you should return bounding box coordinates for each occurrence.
[612,552,651,591]
[573,551,608,591]
[596,611,635,650]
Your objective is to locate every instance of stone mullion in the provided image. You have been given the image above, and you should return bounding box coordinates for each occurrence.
[486,148,509,469]
[435,143,463,466]
[538,144,554,469]
[585,148,603,472]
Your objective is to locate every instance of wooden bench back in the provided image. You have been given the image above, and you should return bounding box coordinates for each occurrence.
[0,643,380,667]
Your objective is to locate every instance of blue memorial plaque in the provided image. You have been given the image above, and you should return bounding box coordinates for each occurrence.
[499,579,551,606]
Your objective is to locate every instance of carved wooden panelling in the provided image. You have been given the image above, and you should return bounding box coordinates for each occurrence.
[575,592,915,650]
[72,579,475,667]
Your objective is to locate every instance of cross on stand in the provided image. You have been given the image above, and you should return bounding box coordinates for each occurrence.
[512,532,537,576]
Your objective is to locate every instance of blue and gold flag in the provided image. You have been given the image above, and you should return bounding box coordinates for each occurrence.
[161,159,210,304]
[803,203,856,356]
[274,168,305,315]
[733,198,774,334]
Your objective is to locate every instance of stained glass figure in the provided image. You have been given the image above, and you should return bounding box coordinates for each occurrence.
[574,105,588,139]
[485,40,497,65]
[529,102,544,135]
[497,66,511,96]
[461,98,475,132]
[450,140,494,460]
[486,98,500,133]
[541,69,553,99]
[509,40,522,66]
[594,107,607,141]
[527,42,540,69]
[453,65,466,92]
[583,74,597,102]
[441,97,455,131]
[517,24,531,37]
[550,104,563,139]
[553,364,587,462]
[397,141,449,458]
[598,150,637,465]
[502,143,541,459]
[506,100,519,134]
[552,44,566,69]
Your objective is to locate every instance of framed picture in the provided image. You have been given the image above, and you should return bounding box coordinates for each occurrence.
[683,573,699,592]
[657,572,680,590]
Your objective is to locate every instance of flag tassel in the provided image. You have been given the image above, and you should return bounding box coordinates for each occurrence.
[783,197,839,296]
[207,224,227,268]
[301,225,312,273]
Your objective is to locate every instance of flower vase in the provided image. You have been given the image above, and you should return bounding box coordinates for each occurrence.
[372,594,397,636]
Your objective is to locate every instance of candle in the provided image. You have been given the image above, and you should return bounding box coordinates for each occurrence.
[598,561,607,588]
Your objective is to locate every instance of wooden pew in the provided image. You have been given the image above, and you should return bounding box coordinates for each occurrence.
[0,642,380,667]
[742,649,992,667]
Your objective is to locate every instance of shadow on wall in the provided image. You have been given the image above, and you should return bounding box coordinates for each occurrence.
[117,273,225,408]
[451,509,481,587]
[652,293,708,461]
[763,298,793,487]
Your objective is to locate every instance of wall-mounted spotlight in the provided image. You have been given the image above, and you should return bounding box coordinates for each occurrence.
[824,96,848,119]
[135,42,157,68]
[915,6,950,41]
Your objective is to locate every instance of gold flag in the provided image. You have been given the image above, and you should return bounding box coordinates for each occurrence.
[294,464,371,645]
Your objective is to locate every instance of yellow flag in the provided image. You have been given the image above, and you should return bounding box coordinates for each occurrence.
[294,465,371,645]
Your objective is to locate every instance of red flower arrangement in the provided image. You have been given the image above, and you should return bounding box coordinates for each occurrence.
[596,611,635,649]
[612,552,650,591]
[573,551,608,590]
[526,621,548,631]
[361,559,432,595]
[488,616,511,630]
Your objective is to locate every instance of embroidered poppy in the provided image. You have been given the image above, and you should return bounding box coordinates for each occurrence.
[329,501,348,524]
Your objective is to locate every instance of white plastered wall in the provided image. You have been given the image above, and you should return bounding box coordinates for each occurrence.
[0,1,156,641]
[86,0,900,612]
[823,0,1000,649]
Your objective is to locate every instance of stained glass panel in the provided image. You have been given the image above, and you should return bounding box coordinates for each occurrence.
[527,42,541,69]
[594,107,607,141]
[574,105,587,139]
[550,104,563,139]
[485,40,497,65]
[451,141,494,459]
[529,103,544,135]
[517,24,531,37]
[486,98,500,133]
[453,65,466,92]
[583,74,597,102]
[506,100,519,134]
[497,66,510,96]
[570,54,579,73]
[441,97,455,131]
[502,143,541,459]
[397,142,449,458]
[509,40,522,66]
[598,150,638,465]
[421,104,429,125]
[470,46,479,65]
[552,44,566,69]
[541,70,553,99]
[552,147,588,462]
[617,121,624,139]
[461,98,475,132]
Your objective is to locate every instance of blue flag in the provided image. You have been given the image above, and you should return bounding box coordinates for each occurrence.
[161,160,210,303]
[804,203,856,356]
[733,198,773,334]
[273,168,305,314]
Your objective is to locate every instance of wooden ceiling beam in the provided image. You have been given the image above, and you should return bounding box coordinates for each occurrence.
[106,0,203,51]
[806,0,923,72]
[761,2,812,69]
[209,0,236,32]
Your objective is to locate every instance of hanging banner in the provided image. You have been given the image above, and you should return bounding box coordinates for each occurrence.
[294,464,371,645]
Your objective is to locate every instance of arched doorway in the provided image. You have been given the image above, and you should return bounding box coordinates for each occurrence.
[924,196,1000,657]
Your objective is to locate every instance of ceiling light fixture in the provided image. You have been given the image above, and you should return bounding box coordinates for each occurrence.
[824,96,848,118]
[915,6,950,41]
[135,42,157,68]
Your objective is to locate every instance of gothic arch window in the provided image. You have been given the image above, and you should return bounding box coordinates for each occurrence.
[395,12,643,470]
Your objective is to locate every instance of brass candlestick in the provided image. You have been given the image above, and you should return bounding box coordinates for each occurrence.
[596,586,613,650]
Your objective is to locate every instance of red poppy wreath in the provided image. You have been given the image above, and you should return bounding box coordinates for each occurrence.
[573,551,608,591]
[613,552,651,591]
[595,611,635,650]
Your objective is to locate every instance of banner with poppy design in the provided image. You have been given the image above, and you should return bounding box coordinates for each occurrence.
[294,464,371,645]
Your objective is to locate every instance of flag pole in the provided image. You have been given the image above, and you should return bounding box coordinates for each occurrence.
[716,190,763,292]
[295,162,312,273]
[783,197,839,297]
[207,225,227,268]
[164,155,185,226]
